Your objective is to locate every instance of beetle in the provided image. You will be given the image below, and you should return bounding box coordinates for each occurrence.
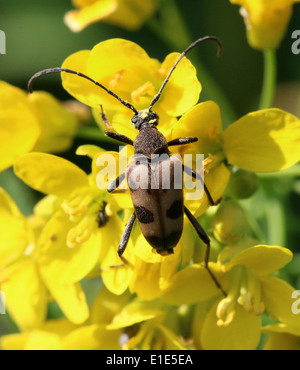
[28,36,225,294]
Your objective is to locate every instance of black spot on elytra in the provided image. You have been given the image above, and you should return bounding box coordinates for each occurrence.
[135,206,154,224]
[166,199,183,219]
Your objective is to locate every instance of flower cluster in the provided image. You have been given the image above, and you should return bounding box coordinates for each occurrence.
[0,1,300,351]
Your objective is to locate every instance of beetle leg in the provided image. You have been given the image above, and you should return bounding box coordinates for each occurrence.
[118,212,137,256]
[183,165,219,206]
[105,131,134,146]
[99,104,113,131]
[184,206,226,297]
[107,171,126,193]
[100,105,134,145]
[167,137,198,146]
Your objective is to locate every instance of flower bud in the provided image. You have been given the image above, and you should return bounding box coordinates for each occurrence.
[213,200,247,244]
[230,0,299,50]
[228,169,259,199]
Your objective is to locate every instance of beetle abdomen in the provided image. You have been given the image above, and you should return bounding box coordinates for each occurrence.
[126,155,183,255]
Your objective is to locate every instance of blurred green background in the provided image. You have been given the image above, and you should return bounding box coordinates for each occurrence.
[0,0,299,335]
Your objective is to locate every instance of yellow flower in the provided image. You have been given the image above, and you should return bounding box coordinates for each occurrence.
[0,81,78,172]
[61,38,201,138]
[172,101,300,217]
[106,297,187,350]
[13,150,133,301]
[28,91,79,153]
[0,287,129,350]
[64,0,157,32]
[0,82,39,172]
[230,0,300,50]
[0,186,99,328]
[262,323,300,350]
[161,239,296,350]
[0,188,47,331]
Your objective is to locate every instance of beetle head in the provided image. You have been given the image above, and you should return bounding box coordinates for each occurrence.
[131,109,159,130]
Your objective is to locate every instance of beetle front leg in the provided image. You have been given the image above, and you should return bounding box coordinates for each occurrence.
[118,212,136,256]
[105,131,134,146]
[184,206,226,297]
[100,105,134,146]
[167,137,198,146]
[107,171,126,193]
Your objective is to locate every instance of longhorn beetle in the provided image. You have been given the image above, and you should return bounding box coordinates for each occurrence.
[28,36,226,295]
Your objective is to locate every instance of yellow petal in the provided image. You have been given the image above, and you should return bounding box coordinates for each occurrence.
[42,276,89,325]
[37,210,100,283]
[14,153,89,198]
[17,331,60,350]
[0,82,40,171]
[201,299,261,350]
[99,215,133,295]
[106,298,165,329]
[264,331,300,350]
[0,333,30,350]
[129,257,162,300]
[262,323,300,350]
[0,188,30,267]
[133,233,163,264]
[261,275,300,328]
[161,263,228,305]
[1,319,77,350]
[61,324,121,350]
[158,53,201,117]
[1,262,47,331]
[156,324,187,350]
[76,144,105,159]
[65,0,157,32]
[187,163,231,218]
[28,91,78,153]
[90,287,131,325]
[262,322,300,337]
[63,39,156,111]
[102,0,157,30]
[62,49,113,108]
[33,194,59,218]
[87,39,157,108]
[230,0,300,50]
[171,101,223,157]
[227,245,293,275]
[65,0,118,32]
[223,109,300,172]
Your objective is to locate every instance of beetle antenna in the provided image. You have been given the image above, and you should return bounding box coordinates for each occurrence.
[28,67,138,114]
[149,36,222,110]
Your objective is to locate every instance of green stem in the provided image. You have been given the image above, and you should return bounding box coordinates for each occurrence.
[259,49,277,110]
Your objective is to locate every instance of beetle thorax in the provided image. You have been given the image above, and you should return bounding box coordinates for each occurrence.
[134,127,169,157]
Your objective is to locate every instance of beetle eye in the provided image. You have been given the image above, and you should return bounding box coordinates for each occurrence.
[131,114,141,129]
[131,115,138,124]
